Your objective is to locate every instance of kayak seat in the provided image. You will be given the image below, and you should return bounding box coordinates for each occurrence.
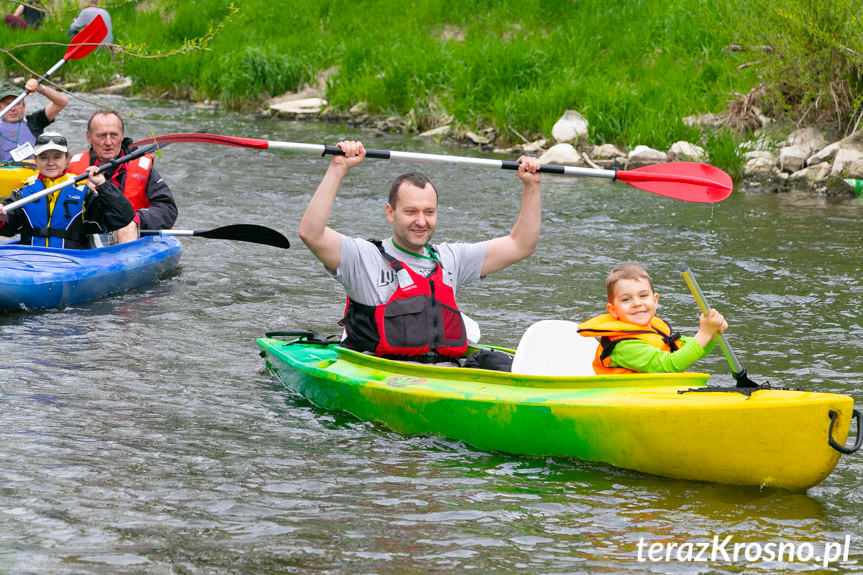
[511,319,597,377]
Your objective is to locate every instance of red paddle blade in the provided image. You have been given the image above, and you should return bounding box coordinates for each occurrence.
[64,15,108,60]
[131,132,269,150]
[617,162,733,203]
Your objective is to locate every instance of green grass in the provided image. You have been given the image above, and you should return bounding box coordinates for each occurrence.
[2,0,859,177]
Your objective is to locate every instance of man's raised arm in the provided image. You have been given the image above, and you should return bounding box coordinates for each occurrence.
[480,155,542,277]
[298,140,366,273]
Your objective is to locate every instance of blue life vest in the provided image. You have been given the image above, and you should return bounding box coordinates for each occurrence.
[0,120,35,163]
[19,176,88,248]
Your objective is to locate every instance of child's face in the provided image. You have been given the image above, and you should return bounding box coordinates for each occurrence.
[607,277,659,326]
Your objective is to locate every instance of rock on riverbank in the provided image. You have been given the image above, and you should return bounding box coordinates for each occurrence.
[263,94,862,198]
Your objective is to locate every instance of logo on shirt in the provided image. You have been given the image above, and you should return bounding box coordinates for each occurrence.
[378,268,395,287]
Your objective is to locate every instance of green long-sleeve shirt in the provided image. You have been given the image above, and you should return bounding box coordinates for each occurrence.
[608,335,717,373]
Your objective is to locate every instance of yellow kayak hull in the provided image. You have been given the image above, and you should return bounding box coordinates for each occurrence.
[257,335,860,491]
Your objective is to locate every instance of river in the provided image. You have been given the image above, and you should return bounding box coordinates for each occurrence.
[1,94,862,574]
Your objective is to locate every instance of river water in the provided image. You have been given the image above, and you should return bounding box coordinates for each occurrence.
[2,95,863,574]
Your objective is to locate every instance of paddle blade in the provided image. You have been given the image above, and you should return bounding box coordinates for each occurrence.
[617,162,733,203]
[132,133,269,150]
[195,224,290,248]
[64,15,108,60]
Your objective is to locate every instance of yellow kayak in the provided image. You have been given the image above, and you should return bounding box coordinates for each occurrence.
[257,329,861,491]
[0,161,37,199]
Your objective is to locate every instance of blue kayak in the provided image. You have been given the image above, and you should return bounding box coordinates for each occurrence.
[0,236,181,310]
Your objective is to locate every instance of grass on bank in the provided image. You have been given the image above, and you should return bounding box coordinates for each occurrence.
[1,0,861,177]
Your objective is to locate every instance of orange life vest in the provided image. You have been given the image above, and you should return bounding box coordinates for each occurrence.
[68,150,153,211]
[577,314,681,374]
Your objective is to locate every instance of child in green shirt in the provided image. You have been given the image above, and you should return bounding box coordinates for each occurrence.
[578,263,727,374]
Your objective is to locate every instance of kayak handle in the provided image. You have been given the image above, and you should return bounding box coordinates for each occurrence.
[264,330,338,346]
[828,409,863,454]
[265,330,317,339]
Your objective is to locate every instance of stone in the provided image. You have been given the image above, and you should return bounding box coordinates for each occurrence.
[779,144,810,173]
[845,159,863,179]
[743,155,780,179]
[668,141,706,162]
[521,139,547,153]
[417,125,452,138]
[779,127,828,172]
[269,97,327,115]
[744,150,776,162]
[807,141,839,166]
[590,144,626,160]
[551,110,589,143]
[783,126,827,152]
[626,145,667,167]
[788,163,831,189]
[539,143,587,166]
[831,136,863,176]
[465,131,491,145]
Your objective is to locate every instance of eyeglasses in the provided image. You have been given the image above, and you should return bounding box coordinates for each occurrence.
[35,134,67,147]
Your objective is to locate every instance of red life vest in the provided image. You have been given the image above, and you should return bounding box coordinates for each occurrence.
[340,240,468,360]
[68,150,153,211]
[577,313,681,374]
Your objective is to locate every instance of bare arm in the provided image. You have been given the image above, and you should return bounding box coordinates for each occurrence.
[298,140,366,272]
[480,155,542,277]
[24,79,67,121]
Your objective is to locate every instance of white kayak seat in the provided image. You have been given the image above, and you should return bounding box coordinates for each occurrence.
[462,312,481,344]
[511,319,598,377]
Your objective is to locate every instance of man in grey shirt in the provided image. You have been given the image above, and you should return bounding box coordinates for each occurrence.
[299,140,542,364]
[67,0,113,46]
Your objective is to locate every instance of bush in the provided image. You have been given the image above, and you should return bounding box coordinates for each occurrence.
[711,0,863,138]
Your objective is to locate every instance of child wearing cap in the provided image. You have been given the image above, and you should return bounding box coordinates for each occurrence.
[0,131,134,249]
[578,263,727,374]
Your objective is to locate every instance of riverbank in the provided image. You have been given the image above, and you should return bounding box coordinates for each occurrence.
[2,0,861,196]
[265,80,863,198]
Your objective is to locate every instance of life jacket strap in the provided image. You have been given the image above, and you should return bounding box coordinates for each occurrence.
[30,227,82,240]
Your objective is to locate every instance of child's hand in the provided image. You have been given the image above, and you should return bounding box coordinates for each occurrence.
[694,308,727,348]
[700,308,727,334]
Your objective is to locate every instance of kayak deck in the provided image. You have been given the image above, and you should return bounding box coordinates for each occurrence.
[0,162,36,200]
[257,334,859,491]
[0,236,181,310]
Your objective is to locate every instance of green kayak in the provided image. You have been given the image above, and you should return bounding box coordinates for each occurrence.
[257,330,861,491]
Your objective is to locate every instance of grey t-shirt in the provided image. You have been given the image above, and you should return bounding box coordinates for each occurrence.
[329,235,488,306]
[68,7,114,45]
